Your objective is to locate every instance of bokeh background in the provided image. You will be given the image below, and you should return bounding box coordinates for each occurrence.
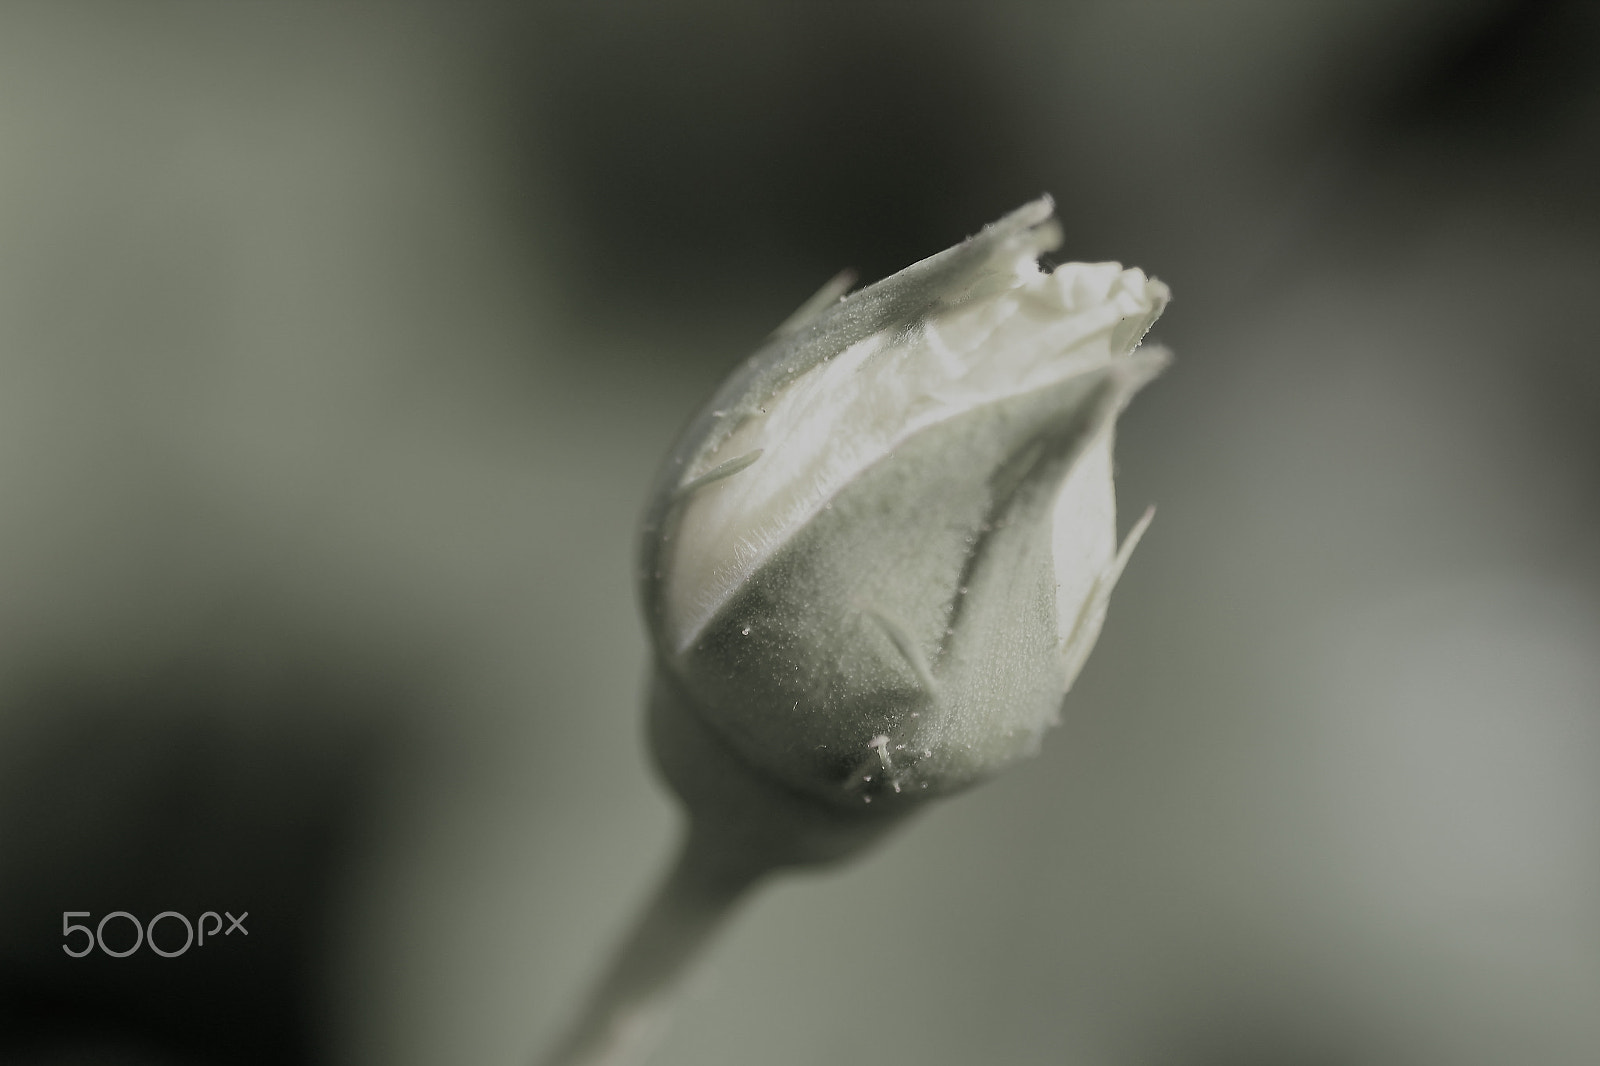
[1,2,1596,1064]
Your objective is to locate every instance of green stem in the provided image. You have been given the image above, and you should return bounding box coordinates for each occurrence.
[537,826,767,1066]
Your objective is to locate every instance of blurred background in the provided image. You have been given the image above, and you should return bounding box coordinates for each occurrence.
[0,1,1596,1064]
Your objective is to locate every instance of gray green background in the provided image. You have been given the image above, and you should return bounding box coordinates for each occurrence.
[0,3,1596,1064]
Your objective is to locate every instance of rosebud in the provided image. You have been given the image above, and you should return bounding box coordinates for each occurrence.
[540,204,1169,1066]
[640,197,1167,835]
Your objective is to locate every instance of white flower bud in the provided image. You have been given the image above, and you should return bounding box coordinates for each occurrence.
[640,198,1168,821]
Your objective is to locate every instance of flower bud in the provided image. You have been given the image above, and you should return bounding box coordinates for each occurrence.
[640,198,1167,822]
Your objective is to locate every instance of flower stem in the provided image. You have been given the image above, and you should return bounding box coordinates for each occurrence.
[537,825,767,1066]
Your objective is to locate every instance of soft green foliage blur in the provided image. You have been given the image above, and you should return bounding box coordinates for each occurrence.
[0,3,1596,1066]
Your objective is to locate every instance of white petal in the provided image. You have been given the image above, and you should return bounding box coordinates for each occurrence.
[663,263,1166,652]
[1051,427,1118,642]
